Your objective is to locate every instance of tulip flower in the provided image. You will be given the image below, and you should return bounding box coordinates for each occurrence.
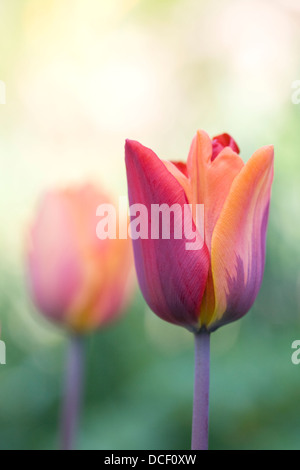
[28,184,133,333]
[27,183,133,450]
[125,130,274,450]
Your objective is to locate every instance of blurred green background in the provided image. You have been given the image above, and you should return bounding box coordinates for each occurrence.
[1,0,300,450]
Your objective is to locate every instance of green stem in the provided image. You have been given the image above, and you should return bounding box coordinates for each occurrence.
[192,330,210,450]
[60,334,85,450]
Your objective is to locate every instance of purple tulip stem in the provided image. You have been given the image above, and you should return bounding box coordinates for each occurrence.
[60,334,85,451]
[192,330,210,450]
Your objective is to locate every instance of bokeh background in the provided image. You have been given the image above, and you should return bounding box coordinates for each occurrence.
[1,0,300,450]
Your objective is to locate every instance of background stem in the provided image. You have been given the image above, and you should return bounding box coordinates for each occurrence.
[192,330,210,450]
[60,334,85,451]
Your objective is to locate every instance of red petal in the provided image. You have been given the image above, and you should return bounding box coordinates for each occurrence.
[212,133,240,161]
[125,139,209,330]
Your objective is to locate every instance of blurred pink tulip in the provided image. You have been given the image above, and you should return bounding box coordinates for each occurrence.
[27,184,134,333]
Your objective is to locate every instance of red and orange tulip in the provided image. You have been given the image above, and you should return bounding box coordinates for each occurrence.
[125,130,274,332]
[27,184,133,333]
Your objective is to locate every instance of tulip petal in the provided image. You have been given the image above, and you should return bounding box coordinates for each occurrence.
[163,160,192,202]
[125,140,210,330]
[211,133,240,161]
[206,145,274,330]
[28,192,83,323]
[204,147,244,250]
[187,130,244,249]
[61,185,133,331]
[186,130,212,212]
